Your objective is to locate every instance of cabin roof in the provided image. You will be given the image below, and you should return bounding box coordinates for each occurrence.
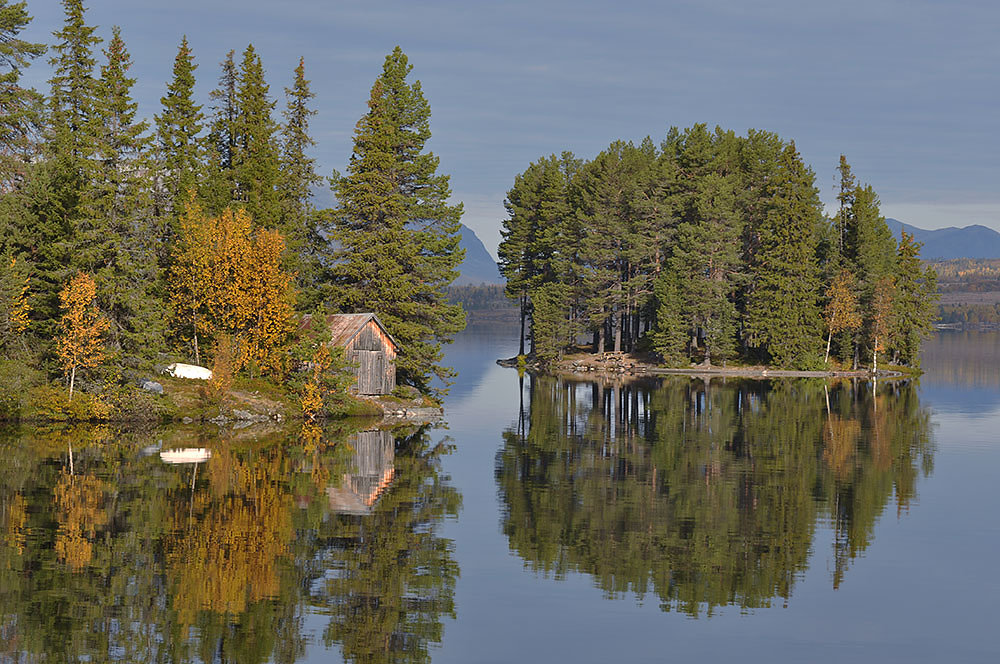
[301,312,399,351]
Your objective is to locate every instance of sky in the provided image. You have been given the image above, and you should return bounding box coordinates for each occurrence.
[18,0,1000,259]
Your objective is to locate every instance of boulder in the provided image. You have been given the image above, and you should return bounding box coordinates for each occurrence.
[139,379,164,395]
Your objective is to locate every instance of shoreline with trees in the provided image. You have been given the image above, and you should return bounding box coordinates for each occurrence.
[498,129,938,375]
[0,1,465,423]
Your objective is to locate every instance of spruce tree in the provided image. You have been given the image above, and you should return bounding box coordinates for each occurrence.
[85,27,162,362]
[889,232,937,366]
[331,47,465,395]
[278,56,325,306]
[48,0,100,188]
[21,0,102,334]
[742,142,823,368]
[232,44,280,225]
[154,36,204,223]
[201,49,237,212]
[0,0,45,191]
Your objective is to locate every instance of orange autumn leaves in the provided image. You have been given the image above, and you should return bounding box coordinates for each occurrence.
[57,272,109,400]
[170,200,295,376]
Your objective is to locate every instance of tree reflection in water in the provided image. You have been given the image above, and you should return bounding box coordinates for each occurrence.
[496,375,934,616]
[0,421,460,663]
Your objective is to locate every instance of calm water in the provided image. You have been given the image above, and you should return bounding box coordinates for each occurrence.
[1,328,998,663]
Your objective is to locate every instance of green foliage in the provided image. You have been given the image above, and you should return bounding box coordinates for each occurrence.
[278,57,326,308]
[742,142,823,368]
[0,0,45,190]
[498,135,936,371]
[155,36,204,223]
[0,358,44,419]
[233,44,281,226]
[330,47,465,395]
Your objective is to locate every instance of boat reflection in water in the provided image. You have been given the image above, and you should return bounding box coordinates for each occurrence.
[496,374,934,616]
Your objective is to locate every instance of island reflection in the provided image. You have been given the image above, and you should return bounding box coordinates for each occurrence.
[0,422,460,663]
[496,375,934,616]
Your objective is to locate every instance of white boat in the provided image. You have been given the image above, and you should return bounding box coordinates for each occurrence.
[159,448,212,464]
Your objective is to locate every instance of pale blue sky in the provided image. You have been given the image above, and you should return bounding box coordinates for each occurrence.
[20,0,1000,257]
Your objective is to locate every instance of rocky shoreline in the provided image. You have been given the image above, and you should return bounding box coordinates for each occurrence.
[498,352,906,380]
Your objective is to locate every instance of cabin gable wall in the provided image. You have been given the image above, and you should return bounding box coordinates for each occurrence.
[341,320,397,395]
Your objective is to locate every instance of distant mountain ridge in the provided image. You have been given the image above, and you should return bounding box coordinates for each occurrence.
[886,218,1000,260]
[455,224,502,285]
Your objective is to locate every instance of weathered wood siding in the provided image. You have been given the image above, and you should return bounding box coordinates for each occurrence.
[344,319,397,395]
[327,430,395,514]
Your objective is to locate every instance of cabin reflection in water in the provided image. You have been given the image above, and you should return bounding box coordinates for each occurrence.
[327,430,396,515]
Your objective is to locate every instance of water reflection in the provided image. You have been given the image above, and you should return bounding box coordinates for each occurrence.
[496,375,934,616]
[0,422,460,663]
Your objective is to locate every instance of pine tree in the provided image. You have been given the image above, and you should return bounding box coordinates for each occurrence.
[278,56,325,306]
[232,44,280,225]
[575,141,647,353]
[154,36,204,222]
[0,0,45,192]
[742,142,823,368]
[331,47,465,395]
[659,126,743,365]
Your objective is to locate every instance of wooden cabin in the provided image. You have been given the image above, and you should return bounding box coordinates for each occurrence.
[326,430,395,515]
[304,312,399,395]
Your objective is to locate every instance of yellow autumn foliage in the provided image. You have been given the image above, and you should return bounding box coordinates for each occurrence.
[167,449,292,624]
[53,471,109,571]
[170,200,295,377]
[57,272,109,400]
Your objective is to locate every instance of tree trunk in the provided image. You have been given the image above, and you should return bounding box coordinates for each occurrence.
[613,307,622,353]
[825,330,832,364]
[69,365,76,402]
[518,293,526,356]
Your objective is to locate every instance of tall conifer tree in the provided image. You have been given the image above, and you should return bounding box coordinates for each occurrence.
[0,0,45,191]
[331,47,465,394]
[155,36,203,223]
[201,49,237,212]
[232,44,280,225]
[742,142,823,368]
[279,56,325,306]
[85,27,162,361]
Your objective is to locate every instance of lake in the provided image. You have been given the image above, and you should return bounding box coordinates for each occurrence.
[1,327,998,663]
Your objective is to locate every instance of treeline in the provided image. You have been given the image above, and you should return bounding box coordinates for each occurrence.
[929,258,1000,293]
[499,129,938,370]
[0,0,464,412]
[446,284,516,311]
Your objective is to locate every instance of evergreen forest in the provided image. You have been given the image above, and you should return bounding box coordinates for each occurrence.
[0,0,465,418]
[499,131,939,370]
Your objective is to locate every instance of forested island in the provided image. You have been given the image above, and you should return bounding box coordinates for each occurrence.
[497,130,939,373]
[0,1,465,421]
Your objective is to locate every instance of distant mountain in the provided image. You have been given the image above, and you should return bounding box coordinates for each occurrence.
[886,218,1000,260]
[455,224,502,285]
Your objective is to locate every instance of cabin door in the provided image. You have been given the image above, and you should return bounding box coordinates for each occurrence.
[356,350,386,394]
